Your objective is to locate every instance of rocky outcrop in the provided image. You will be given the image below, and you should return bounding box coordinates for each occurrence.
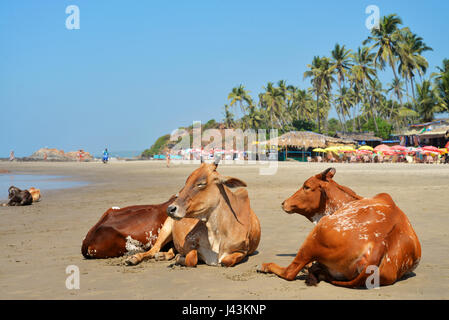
[27,148,93,161]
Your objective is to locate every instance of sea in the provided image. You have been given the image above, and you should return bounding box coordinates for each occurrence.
[0,174,88,201]
[93,150,142,159]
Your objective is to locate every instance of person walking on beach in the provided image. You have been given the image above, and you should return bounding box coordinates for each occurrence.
[166,151,171,168]
[102,148,109,164]
[9,150,15,161]
[78,150,84,162]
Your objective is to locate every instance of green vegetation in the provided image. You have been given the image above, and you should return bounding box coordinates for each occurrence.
[221,13,447,137]
[143,13,449,156]
[141,120,222,158]
[141,134,170,158]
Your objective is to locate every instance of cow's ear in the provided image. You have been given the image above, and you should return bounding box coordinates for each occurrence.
[218,176,247,188]
[317,167,336,181]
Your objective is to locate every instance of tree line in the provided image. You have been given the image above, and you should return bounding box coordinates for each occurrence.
[223,14,449,139]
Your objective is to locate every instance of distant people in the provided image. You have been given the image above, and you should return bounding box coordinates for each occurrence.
[9,150,15,161]
[102,148,109,164]
[43,152,48,161]
[166,151,170,168]
[78,150,84,162]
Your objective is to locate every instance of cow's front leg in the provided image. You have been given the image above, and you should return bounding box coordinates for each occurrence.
[220,252,246,267]
[154,248,176,261]
[125,217,174,266]
[259,261,306,281]
[259,248,312,281]
[175,250,198,267]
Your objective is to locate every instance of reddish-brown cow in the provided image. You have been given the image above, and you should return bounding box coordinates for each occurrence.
[81,196,175,259]
[125,159,261,267]
[260,168,421,288]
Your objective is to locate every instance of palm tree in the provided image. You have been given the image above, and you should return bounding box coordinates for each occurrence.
[431,59,449,111]
[364,14,403,104]
[414,80,442,122]
[350,47,378,131]
[289,88,313,121]
[245,104,265,130]
[336,86,355,131]
[228,85,253,117]
[397,28,432,100]
[259,82,283,129]
[331,44,352,131]
[366,78,385,132]
[387,78,405,111]
[304,56,335,133]
[223,104,236,128]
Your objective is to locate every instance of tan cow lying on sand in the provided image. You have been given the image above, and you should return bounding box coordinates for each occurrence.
[126,158,261,267]
[28,187,41,202]
[259,168,421,288]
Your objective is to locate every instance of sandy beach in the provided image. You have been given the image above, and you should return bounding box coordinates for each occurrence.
[0,160,448,299]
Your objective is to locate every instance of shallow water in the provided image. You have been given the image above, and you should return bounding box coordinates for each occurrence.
[0,174,88,200]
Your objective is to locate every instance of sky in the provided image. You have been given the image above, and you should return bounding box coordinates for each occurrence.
[1,0,448,157]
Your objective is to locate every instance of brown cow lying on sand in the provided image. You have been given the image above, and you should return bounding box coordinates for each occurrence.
[259,168,421,288]
[125,158,261,267]
[2,186,41,206]
[81,196,176,259]
[4,186,33,206]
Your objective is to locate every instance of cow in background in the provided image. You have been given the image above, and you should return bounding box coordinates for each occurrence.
[4,186,33,206]
[28,187,41,202]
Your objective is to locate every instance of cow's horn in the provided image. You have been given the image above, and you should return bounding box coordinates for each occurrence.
[200,156,204,163]
[214,156,220,167]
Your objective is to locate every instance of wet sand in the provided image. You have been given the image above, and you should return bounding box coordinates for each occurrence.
[0,160,448,299]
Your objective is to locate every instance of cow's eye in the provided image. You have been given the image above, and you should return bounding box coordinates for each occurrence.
[303,185,310,190]
[197,182,207,188]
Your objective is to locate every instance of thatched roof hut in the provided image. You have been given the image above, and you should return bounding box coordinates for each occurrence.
[261,131,355,149]
[335,131,383,143]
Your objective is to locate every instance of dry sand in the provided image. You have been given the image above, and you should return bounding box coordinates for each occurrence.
[0,160,448,299]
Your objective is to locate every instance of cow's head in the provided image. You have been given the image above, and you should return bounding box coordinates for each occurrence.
[8,186,21,198]
[281,168,336,222]
[166,158,247,221]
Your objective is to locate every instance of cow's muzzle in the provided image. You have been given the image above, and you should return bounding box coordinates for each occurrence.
[167,204,183,220]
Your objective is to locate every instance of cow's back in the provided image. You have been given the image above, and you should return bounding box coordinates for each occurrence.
[82,199,173,258]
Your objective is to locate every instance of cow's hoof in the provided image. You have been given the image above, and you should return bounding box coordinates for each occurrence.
[257,263,271,273]
[125,256,140,266]
[154,253,165,261]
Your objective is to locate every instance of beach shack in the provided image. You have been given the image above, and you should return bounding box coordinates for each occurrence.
[393,119,449,148]
[334,131,383,148]
[261,131,355,162]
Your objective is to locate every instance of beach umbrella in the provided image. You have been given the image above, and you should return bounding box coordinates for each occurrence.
[374,144,391,152]
[324,146,339,152]
[422,146,442,153]
[312,148,326,152]
[439,148,448,154]
[391,145,407,151]
[356,149,373,154]
[358,145,374,151]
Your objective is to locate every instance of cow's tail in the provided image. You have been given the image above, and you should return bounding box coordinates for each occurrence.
[330,264,371,288]
[81,238,92,259]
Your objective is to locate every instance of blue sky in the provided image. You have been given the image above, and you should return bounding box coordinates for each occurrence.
[1,0,448,157]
